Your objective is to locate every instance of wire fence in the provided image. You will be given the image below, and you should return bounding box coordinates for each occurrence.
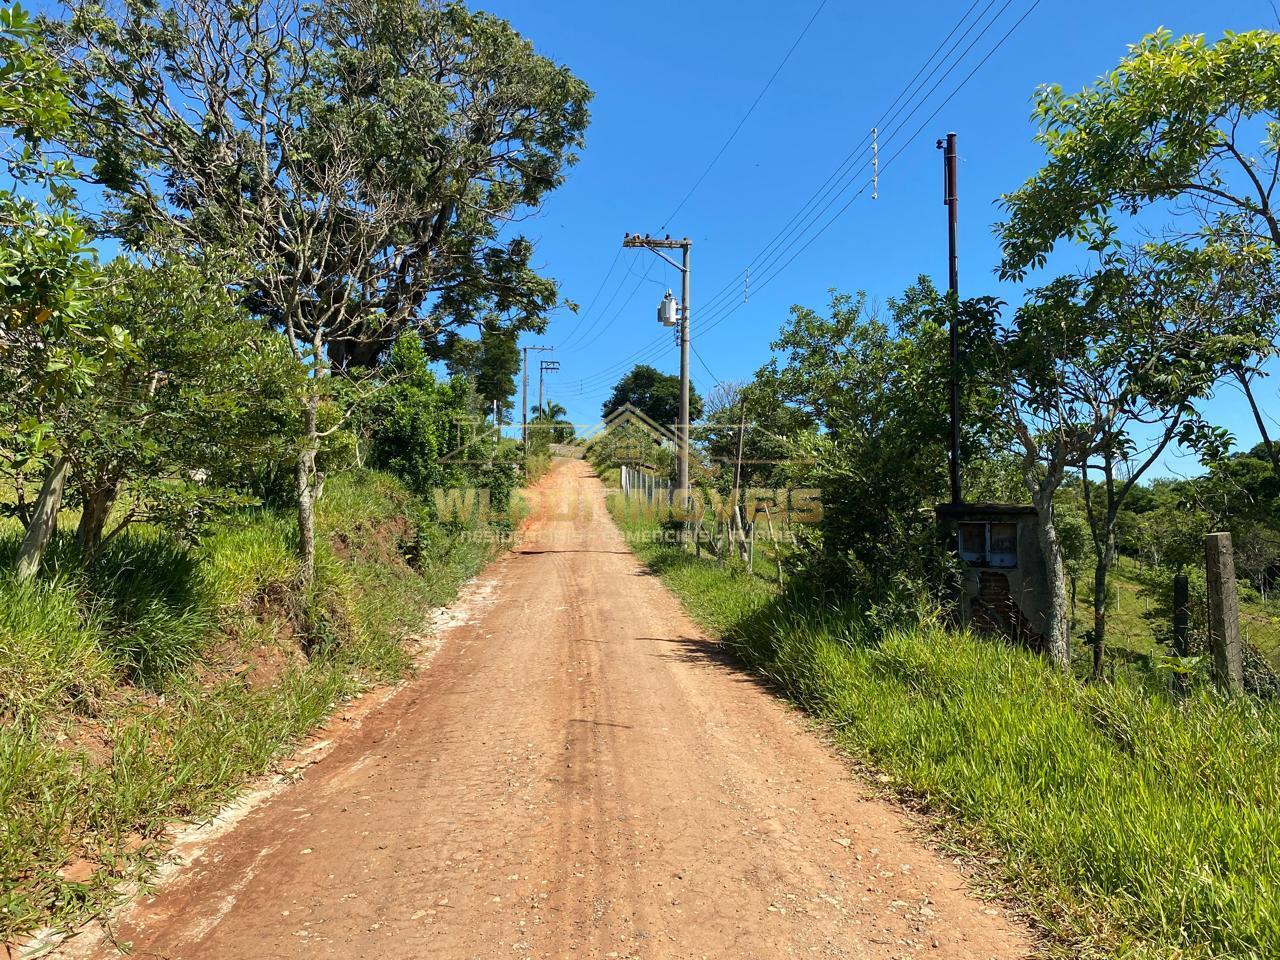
[619,464,673,504]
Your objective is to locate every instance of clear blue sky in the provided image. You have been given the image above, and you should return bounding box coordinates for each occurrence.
[480,0,1273,477]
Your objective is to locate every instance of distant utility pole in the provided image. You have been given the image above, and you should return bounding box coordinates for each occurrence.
[936,131,962,507]
[538,359,560,421]
[521,344,554,448]
[623,233,692,501]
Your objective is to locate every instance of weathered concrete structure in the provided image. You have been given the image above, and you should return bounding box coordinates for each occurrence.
[936,503,1052,650]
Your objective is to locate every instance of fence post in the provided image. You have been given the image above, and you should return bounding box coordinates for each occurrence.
[1172,572,1190,695]
[1205,532,1244,695]
[748,520,756,575]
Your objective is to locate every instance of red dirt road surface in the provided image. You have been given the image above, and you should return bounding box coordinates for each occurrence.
[53,459,1031,959]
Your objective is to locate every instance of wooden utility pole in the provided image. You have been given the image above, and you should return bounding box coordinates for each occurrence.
[538,359,560,425]
[1205,532,1244,695]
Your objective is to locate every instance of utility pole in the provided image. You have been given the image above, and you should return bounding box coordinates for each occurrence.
[538,359,560,422]
[936,131,962,506]
[521,344,554,449]
[623,233,692,502]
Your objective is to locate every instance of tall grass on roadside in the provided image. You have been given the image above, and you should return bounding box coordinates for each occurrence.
[618,504,1280,960]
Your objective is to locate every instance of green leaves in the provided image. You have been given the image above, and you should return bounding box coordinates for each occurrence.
[603,364,703,428]
[1000,28,1280,279]
[49,0,592,366]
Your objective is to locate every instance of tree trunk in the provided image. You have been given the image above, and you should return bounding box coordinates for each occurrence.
[1088,512,1118,681]
[15,456,70,583]
[296,396,320,589]
[76,479,120,562]
[1034,497,1071,671]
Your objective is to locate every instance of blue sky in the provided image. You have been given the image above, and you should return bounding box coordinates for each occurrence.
[478,0,1274,477]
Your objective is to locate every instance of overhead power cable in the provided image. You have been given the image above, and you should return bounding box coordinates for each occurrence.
[661,0,831,230]
[566,0,1042,396]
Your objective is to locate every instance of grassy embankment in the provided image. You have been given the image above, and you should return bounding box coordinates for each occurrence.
[610,496,1280,960]
[0,469,496,943]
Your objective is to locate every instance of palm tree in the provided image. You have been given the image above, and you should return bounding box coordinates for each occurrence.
[530,401,573,442]
[531,401,567,423]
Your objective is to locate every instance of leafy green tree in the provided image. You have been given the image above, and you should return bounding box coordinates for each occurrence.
[361,333,474,499]
[0,2,103,580]
[765,282,999,611]
[63,259,300,558]
[696,378,816,496]
[48,0,591,585]
[975,243,1257,673]
[999,27,1280,476]
[602,364,702,429]
[530,401,573,443]
[446,322,522,424]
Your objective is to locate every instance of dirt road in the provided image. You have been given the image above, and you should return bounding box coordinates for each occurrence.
[55,459,1030,959]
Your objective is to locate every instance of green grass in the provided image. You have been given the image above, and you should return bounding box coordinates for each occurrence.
[1074,559,1280,671]
[613,496,1280,960]
[0,468,498,943]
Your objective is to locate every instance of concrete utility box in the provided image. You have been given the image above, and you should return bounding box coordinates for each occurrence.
[935,503,1052,651]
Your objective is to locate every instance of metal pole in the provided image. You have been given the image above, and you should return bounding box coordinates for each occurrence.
[939,131,962,506]
[679,239,691,503]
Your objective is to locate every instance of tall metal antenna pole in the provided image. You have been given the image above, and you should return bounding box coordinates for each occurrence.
[937,131,962,506]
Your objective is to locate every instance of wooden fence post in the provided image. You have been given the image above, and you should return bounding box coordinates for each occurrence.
[1205,532,1244,695]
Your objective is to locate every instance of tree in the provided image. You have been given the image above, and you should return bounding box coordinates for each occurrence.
[60,259,300,558]
[361,332,474,497]
[697,377,816,494]
[765,284,997,609]
[999,27,1280,477]
[975,244,1258,674]
[602,364,702,428]
[445,322,521,423]
[49,0,591,585]
[529,401,572,444]
[0,1,103,580]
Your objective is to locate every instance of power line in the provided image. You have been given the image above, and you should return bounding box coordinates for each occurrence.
[661,0,830,230]
[693,0,1044,345]
[555,1,830,364]
[560,254,655,353]
[692,344,724,387]
[692,0,998,320]
[568,0,1043,397]
[554,247,621,348]
[696,0,1020,322]
[567,338,674,394]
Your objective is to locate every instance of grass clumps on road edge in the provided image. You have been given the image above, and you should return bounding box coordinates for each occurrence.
[0,469,497,944]
[613,503,1280,960]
